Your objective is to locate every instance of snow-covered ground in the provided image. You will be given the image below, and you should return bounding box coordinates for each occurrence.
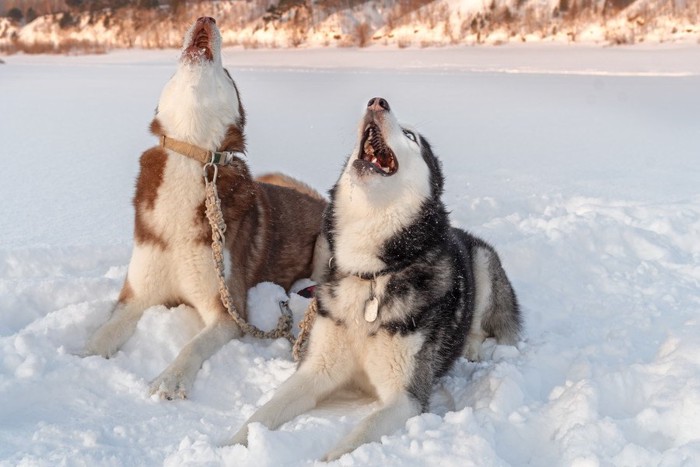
[0,45,699,466]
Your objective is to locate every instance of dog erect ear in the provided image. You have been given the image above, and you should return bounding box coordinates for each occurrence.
[218,124,246,154]
[150,118,165,137]
[418,136,444,198]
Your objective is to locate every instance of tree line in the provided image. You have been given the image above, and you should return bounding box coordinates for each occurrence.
[3,0,201,21]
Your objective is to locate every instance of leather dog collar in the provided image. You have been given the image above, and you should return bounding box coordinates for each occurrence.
[160,135,244,166]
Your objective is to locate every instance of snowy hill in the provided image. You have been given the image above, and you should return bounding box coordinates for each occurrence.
[0,0,699,53]
[0,45,698,465]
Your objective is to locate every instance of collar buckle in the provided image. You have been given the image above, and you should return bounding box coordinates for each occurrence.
[210,151,245,166]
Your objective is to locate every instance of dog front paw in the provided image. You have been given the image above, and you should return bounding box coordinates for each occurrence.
[322,446,350,462]
[149,371,191,400]
[464,332,487,361]
[323,437,360,462]
[83,335,118,359]
[227,425,249,447]
[464,339,482,361]
[323,426,376,461]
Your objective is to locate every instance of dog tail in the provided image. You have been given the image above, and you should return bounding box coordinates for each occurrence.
[471,237,522,346]
[256,172,326,202]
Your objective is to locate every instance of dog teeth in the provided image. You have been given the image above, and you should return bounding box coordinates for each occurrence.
[364,138,374,156]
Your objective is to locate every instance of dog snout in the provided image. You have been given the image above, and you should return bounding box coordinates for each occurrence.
[367,97,390,112]
[197,16,216,25]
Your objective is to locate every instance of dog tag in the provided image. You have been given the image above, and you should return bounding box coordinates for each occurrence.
[364,297,379,322]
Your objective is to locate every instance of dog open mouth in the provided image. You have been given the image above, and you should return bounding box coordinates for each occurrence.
[183,21,214,62]
[357,123,398,176]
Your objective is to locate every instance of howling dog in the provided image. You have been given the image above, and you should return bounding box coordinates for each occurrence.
[84,17,326,400]
[230,98,521,460]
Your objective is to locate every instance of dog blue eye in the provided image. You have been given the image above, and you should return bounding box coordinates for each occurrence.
[403,130,417,143]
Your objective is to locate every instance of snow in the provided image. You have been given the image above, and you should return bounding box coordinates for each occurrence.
[1,45,699,465]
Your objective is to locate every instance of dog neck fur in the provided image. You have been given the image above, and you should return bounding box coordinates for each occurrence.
[155,24,241,152]
[332,115,432,275]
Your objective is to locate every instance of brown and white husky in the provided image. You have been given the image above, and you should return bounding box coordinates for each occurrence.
[84,17,326,400]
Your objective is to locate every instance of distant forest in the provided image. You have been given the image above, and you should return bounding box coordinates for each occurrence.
[1,0,698,52]
[2,0,694,22]
[3,0,191,18]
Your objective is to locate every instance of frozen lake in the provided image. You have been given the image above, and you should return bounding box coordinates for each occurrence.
[0,45,698,465]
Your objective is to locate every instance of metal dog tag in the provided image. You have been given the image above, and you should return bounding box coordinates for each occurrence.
[364,297,379,322]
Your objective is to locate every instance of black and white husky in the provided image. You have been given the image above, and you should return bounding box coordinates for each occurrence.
[230,98,521,460]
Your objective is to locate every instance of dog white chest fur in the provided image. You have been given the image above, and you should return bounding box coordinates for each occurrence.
[130,157,226,312]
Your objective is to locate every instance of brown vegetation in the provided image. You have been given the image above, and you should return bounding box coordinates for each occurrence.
[0,37,106,54]
[0,0,698,53]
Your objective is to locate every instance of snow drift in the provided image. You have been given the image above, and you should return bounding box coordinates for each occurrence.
[0,46,698,465]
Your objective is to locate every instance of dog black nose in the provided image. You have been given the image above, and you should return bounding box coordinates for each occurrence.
[367,97,390,112]
[198,16,216,24]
